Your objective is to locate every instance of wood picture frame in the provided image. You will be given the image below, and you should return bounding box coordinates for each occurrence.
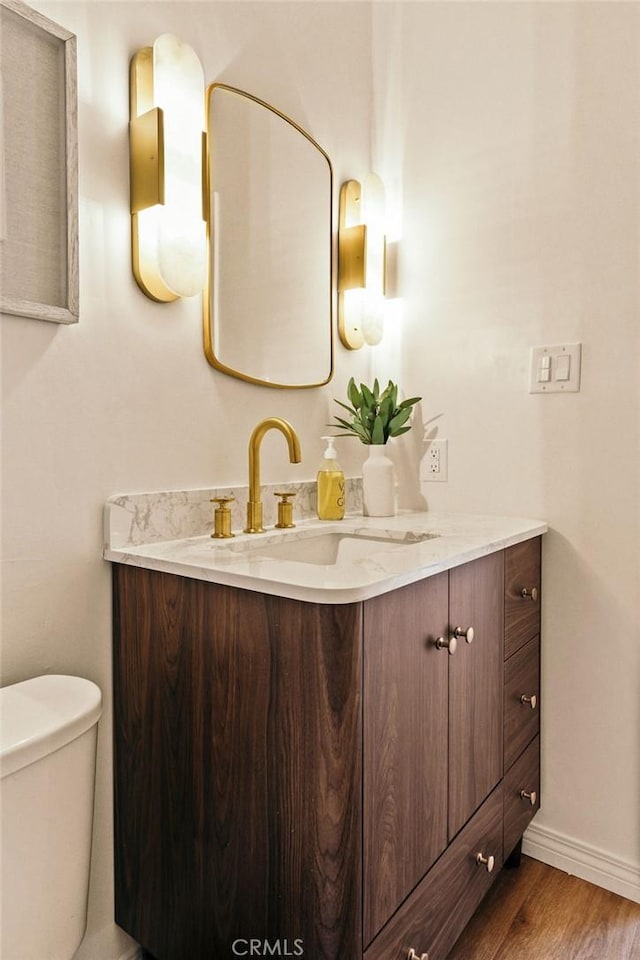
[0,0,78,324]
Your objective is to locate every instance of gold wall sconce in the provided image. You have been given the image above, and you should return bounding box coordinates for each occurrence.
[337,173,387,350]
[129,34,206,302]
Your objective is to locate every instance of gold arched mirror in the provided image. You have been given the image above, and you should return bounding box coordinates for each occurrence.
[203,84,334,388]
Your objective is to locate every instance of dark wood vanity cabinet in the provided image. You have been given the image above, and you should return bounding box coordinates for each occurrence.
[113,537,541,960]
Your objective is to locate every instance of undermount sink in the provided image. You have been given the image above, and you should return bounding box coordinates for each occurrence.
[248,530,439,566]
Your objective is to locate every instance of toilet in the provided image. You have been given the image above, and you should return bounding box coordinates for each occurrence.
[0,674,102,960]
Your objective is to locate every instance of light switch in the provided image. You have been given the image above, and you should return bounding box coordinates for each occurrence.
[538,355,551,382]
[529,343,582,393]
[555,355,570,381]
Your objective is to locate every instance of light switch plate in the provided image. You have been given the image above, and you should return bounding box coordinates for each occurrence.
[529,342,582,393]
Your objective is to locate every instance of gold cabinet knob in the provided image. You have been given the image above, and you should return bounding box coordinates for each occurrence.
[407,950,429,960]
[274,490,296,529]
[520,789,537,806]
[476,851,495,873]
[436,635,457,656]
[521,587,538,601]
[520,693,538,710]
[210,496,235,539]
[454,625,475,644]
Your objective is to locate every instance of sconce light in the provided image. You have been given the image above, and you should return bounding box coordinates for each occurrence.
[129,34,206,302]
[338,173,386,349]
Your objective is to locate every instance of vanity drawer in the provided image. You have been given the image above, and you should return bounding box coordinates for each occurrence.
[503,735,540,859]
[504,636,540,770]
[363,786,503,960]
[505,537,541,660]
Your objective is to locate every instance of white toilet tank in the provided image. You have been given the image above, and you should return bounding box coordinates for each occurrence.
[0,675,102,960]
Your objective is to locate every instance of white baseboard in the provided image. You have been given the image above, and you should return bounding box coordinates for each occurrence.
[523,822,640,904]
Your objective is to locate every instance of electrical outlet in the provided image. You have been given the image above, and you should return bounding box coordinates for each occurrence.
[421,439,448,482]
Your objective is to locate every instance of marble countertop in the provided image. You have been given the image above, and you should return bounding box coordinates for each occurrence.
[104,488,547,604]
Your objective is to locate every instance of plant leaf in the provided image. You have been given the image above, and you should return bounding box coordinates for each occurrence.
[360,383,375,408]
[372,415,385,444]
[379,395,393,423]
[389,407,412,432]
[348,378,362,409]
[332,416,356,430]
[399,396,421,409]
[347,419,370,439]
[390,425,411,437]
[334,399,357,415]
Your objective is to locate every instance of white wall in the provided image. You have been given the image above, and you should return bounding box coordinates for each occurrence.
[372,0,640,900]
[3,2,639,958]
[1,3,373,957]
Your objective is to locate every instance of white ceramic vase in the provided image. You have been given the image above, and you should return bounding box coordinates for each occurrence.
[362,445,395,517]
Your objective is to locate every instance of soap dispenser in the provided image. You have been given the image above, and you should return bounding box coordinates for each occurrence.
[317,437,345,521]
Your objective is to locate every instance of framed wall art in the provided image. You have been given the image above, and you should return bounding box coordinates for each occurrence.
[0,0,78,324]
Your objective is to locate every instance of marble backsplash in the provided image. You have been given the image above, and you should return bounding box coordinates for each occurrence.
[105,479,364,550]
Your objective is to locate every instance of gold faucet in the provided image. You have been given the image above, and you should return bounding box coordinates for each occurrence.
[245,418,302,533]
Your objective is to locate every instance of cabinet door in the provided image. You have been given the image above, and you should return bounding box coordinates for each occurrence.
[448,552,504,838]
[363,572,449,945]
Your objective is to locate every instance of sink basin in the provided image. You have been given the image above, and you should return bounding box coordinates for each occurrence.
[249,530,438,566]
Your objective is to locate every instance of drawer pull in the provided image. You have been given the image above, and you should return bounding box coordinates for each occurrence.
[520,694,538,709]
[520,789,537,806]
[520,587,538,601]
[407,950,429,960]
[475,851,495,873]
[453,625,475,644]
[435,635,457,655]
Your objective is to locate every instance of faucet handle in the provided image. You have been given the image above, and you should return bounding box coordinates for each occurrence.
[274,491,296,529]
[211,496,235,539]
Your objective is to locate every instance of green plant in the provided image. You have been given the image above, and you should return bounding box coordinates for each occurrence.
[332,377,421,445]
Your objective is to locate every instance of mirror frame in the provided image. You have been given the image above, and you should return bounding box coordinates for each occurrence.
[203,83,334,389]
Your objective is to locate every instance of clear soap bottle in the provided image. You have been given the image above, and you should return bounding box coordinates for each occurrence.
[317,436,345,520]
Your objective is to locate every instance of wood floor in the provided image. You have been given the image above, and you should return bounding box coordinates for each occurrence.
[447,856,640,960]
